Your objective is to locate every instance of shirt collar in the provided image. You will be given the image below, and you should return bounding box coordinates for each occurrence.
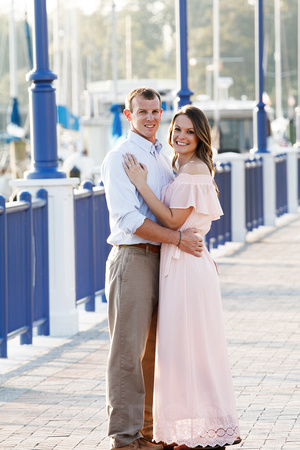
[128,130,162,155]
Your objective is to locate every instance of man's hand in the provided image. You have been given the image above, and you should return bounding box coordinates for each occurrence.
[179,229,203,257]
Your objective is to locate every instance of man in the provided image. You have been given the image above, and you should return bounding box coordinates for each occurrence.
[101,87,202,450]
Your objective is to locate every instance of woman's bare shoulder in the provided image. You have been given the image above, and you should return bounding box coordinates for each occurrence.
[180,160,210,176]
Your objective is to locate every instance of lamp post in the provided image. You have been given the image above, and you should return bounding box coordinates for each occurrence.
[254,0,268,153]
[26,0,65,178]
[175,0,193,109]
[11,0,79,337]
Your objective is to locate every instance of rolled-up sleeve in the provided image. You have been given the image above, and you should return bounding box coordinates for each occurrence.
[101,150,146,235]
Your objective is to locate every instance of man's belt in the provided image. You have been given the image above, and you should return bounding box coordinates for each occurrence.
[119,243,161,253]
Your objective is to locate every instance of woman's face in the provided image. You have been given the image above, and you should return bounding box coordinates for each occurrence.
[171,114,198,158]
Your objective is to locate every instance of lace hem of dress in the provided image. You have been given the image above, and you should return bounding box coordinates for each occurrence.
[153,419,240,448]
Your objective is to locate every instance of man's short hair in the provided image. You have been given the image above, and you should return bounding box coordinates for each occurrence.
[125,87,162,112]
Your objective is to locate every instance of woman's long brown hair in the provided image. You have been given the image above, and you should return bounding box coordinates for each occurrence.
[168,105,219,194]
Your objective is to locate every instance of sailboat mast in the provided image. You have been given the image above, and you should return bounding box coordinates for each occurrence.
[112,0,118,104]
[71,4,79,116]
[274,0,282,118]
[9,0,17,100]
[213,0,220,127]
[53,0,61,104]
[9,0,20,127]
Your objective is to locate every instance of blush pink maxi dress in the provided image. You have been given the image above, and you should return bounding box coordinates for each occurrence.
[153,173,241,448]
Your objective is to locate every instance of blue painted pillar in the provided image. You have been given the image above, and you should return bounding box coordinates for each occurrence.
[26,0,65,179]
[176,0,193,108]
[254,0,268,153]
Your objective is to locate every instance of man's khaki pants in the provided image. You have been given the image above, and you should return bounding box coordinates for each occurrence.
[105,245,159,448]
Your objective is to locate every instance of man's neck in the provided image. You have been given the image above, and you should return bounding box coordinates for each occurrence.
[131,129,156,145]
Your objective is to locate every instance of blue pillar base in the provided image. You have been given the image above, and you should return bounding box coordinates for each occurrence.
[177,88,193,109]
[253,147,269,154]
[253,148,269,154]
[254,101,269,154]
[25,168,66,180]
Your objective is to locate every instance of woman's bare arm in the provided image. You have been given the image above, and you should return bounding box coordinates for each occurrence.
[123,153,192,229]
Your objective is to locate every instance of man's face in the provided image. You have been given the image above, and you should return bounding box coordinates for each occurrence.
[124,95,162,144]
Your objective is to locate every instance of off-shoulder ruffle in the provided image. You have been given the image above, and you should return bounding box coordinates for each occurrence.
[167,173,223,220]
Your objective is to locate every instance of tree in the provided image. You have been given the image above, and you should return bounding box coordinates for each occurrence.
[0,0,298,130]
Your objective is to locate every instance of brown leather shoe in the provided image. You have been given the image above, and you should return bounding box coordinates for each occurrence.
[116,438,164,450]
[140,439,164,449]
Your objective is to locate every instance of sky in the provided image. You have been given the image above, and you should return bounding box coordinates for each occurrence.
[0,0,111,23]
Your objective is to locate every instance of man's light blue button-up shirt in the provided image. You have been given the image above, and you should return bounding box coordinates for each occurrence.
[101,131,174,245]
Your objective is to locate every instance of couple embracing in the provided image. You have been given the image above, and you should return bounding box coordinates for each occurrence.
[101,87,241,450]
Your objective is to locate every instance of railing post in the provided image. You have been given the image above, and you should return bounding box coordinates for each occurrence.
[245,159,253,231]
[261,153,276,226]
[10,179,79,336]
[217,153,247,242]
[298,153,300,204]
[285,148,299,213]
[216,164,225,246]
[276,154,288,216]
[18,191,33,345]
[255,157,264,227]
[82,181,96,311]
[93,187,111,301]
[223,163,232,243]
[0,196,8,357]
[245,157,264,232]
[35,188,50,335]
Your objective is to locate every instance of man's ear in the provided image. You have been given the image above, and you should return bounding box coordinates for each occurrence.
[124,109,131,121]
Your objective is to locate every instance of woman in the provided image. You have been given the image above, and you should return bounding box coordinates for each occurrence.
[123,105,241,450]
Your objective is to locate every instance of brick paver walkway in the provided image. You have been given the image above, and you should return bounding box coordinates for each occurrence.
[0,213,300,450]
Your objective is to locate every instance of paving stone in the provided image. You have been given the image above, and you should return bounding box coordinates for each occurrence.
[0,213,300,449]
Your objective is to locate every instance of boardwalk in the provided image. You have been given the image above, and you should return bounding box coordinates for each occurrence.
[0,212,300,450]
